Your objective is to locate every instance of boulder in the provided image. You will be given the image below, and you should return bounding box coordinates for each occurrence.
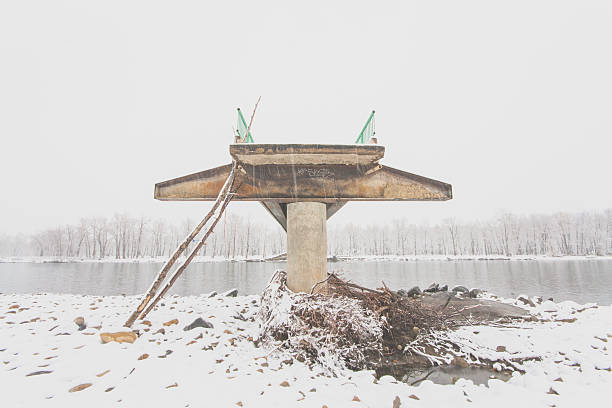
[424,283,439,293]
[451,285,469,294]
[406,286,422,297]
[469,288,482,298]
[224,288,238,297]
[183,317,214,331]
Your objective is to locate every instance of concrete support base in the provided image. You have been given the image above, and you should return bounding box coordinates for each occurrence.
[286,202,327,293]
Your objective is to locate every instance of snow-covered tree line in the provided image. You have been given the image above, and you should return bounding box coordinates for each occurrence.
[328,210,612,257]
[0,212,286,260]
[1,209,611,259]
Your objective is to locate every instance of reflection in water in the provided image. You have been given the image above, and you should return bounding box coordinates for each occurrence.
[0,259,611,304]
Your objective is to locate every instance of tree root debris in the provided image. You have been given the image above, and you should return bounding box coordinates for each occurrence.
[258,271,532,377]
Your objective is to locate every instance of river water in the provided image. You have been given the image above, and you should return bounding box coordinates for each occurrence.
[1,259,611,305]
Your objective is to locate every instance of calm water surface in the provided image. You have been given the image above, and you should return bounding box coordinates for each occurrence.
[1,260,611,305]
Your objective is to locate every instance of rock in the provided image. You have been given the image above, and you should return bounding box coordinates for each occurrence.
[207,291,217,298]
[183,317,214,331]
[451,285,469,294]
[452,356,469,368]
[517,295,536,307]
[100,332,137,344]
[163,319,179,326]
[279,380,290,387]
[397,289,408,297]
[439,284,449,292]
[96,370,110,377]
[469,288,482,298]
[393,396,401,408]
[232,313,247,321]
[26,370,53,376]
[409,394,420,400]
[166,382,178,389]
[352,396,360,401]
[73,316,86,331]
[224,288,238,297]
[496,345,507,352]
[69,383,92,392]
[407,286,422,297]
[138,354,149,360]
[424,283,439,293]
[158,350,173,358]
[141,320,152,327]
[154,328,165,335]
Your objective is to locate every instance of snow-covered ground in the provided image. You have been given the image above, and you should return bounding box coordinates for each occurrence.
[1,292,610,407]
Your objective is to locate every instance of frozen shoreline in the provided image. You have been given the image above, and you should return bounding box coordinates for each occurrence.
[2,254,612,264]
[1,291,611,407]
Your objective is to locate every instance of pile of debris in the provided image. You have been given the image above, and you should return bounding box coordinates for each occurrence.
[258,271,531,376]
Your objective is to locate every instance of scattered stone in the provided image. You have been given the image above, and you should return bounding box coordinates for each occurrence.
[69,383,92,393]
[100,332,138,344]
[451,285,469,294]
[166,382,178,389]
[232,313,247,321]
[496,345,507,352]
[554,377,563,382]
[516,295,535,307]
[183,317,213,331]
[158,350,173,358]
[452,356,469,368]
[163,319,179,326]
[424,283,439,293]
[105,387,114,393]
[26,370,53,376]
[224,289,238,297]
[138,354,149,360]
[96,370,110,377]
[73,316,86,331]
[409,394,420,400]
[469,288,482,298]
[279,380,290,387]
[407,286,422,297]
[141,320,152,327]
[547,387,559,395]
[154,328,166,335]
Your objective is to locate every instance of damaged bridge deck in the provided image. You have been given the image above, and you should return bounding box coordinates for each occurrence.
[154,144,452,230]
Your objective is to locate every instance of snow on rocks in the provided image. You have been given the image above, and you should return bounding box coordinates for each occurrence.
[1,290,611,407]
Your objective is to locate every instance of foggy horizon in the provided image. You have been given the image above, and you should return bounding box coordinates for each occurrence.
[2,1,611,235]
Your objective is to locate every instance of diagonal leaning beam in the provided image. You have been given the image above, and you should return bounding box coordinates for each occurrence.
[123,162,237,328]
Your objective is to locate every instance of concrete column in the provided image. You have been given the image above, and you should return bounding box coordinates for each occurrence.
[286,202,327,293]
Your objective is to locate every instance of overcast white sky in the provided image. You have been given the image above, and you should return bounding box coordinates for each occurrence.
[1,0,611,234]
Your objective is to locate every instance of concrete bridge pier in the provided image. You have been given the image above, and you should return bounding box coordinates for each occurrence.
[286,202,327,293]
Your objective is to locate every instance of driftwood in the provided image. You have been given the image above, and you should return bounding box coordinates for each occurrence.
[140,186,236,319]
[123,162,237,327]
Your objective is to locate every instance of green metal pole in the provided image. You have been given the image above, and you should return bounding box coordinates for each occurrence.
[237,108,254,143]
[355,110,375,144]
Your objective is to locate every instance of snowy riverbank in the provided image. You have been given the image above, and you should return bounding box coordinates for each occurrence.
[1,292,611,407]
[2,254,612,264]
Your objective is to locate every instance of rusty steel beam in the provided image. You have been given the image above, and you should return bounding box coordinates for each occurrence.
[155,163,451,202]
